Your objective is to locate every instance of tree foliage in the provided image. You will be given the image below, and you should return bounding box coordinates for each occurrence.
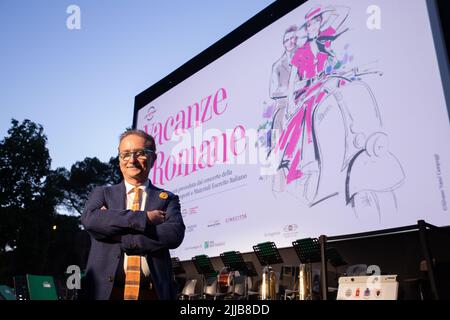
[0,119,51,209]
[0,119,56,275]
[0,119,124,283]
[57,156,122,215]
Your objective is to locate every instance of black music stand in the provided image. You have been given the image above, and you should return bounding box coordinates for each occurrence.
[220,251,250,299]
[292,238,347,299]
[172,257,186,295]
[171,257,186,275]
[292,238,321,264]
[292,238,321,300]
[325,247,347,298]
[192,254,217,298]
[244,261,259,300]
[245,261,258,278]
[326,247,347,267]
[253,242,284,267]
[220,251,248,274]
[253,242,283,300]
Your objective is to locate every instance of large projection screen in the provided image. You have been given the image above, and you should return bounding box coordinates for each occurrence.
[134,0,450,260]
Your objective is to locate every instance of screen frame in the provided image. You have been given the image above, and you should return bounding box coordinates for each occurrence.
[427,0,450,122]
[131,0,450,259]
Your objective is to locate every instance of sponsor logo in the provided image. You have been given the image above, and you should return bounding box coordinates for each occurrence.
[203,241,225,249]
[207,219,221,228]
[186,224,197,233]
[188,206,199,215]
[283,224,298,232]
[144,106,157,122]
[182,206,199,218]
[225,213,247,223]
[264,231,281,237]
[185,244,203,251]
[283,224,299,238]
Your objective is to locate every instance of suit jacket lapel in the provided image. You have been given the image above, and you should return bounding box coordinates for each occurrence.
[106,182,127,209]
[145,181,166,211]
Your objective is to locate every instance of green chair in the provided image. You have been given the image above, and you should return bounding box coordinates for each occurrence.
[26,274,58,300]
[0,285,16,300]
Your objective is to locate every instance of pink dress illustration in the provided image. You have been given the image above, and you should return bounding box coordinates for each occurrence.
[259,5,405,218]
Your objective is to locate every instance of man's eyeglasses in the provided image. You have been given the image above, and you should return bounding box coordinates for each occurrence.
[118,149,154,161]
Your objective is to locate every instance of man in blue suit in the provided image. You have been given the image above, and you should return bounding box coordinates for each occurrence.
[81,130,185,300]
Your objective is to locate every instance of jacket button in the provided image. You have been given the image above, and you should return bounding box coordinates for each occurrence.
[108,276,114,282]
[117,255,121,259]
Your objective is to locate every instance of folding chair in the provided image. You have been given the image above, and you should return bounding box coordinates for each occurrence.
[26,274,58,300]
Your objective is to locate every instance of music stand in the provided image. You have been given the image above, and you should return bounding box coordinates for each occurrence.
[172,257,186,295]
[253,242,283,267]
[245,261,258,278]
[244,261,259,299]
[292,238,321,264]
[326,247,347,267]
[220,251,251,299]
[172,257,186,275]
[292,239,347,299]
[292,238,321,300]
[253,242,283,300]
[325,247,347,298]
[220,251,248,273]
[192,255,217,298]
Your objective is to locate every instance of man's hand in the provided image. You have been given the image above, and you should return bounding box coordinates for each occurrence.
[147,210,166,225]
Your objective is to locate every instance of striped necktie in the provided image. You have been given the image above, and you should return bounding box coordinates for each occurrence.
[124,186,142,300]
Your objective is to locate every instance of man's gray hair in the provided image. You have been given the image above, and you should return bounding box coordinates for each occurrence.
[118,129,156,152]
